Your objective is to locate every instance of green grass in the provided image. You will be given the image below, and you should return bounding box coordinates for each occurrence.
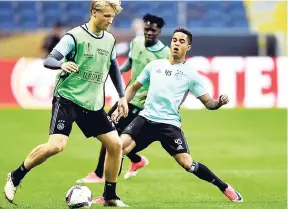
[0,108,286,209]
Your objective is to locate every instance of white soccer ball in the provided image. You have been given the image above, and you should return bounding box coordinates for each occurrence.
[65,185,93,208]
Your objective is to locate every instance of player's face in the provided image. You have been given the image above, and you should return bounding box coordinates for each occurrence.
[93,5,116,31]
[143,22,160,46]
[170,32,191,59]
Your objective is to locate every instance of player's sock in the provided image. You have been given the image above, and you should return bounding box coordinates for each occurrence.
[118,155,125,176]
[187,161,228,192]
[94,146,106,178]
[11,162,30,186]
[126,152,141,163]
[104,181,118,200]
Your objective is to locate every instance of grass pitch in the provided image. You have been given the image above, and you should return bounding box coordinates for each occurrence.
[0,108,286,209]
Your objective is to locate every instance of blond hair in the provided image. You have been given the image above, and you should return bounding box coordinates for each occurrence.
[90,0,123,15]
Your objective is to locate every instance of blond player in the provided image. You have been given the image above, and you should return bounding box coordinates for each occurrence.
[5,0,128,207]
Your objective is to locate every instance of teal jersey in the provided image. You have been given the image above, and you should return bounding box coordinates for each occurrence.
[137,59,207,128]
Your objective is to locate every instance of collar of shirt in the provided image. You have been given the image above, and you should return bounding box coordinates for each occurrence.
[84,23,104,38]
[147,40,165,52]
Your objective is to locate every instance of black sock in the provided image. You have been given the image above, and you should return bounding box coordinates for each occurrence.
[94,145,106,178]
[118,155,125,176]
[188,162,228,192]
[11,162,30,186]
[103,181,118,201]
[126,152,141,163]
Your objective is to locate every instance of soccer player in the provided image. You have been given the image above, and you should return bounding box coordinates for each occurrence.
[4,0,128,207]
[114,27,243,203]
[77,14,170,185]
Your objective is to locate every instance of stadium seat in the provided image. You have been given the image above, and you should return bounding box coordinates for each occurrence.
[187,20,205,28]
[17,12,39,30]
[0,1,13,10]
[0,15,15,30]
[231,19,249,28]
[113,15,132,29]
[0,1,249,30]
[41,1,61,10]
[228,1,245,10]
[14,1,37,11]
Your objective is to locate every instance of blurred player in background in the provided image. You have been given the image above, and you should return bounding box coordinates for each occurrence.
[42,22,63,57]
[77,14,170,188]
[5,0,128,207]
[114,27,243,203]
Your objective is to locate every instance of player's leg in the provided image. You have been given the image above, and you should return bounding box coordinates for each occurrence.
[121,116,153,179]
[93,102,118,180]
[94,144,106,178]
[77,109,127,207]
[94,103,148,181]
[174,153,243,202]
[159,125,243,202]
[76,143,105,183]
[112,103,146,162]
[123,146,149,179]
[76,102,145,183]
[120,106,148,178]
[5,96,74,203]
[93,116,154,205]
[97,132,122,198]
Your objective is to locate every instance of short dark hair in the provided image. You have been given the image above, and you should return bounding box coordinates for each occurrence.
[173,27,192,45]
[143,14,166,29]
[55,22,63,28]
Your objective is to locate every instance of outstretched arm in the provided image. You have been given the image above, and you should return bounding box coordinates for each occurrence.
[112,61,151,123]
[125,80,143,103]
[198,94,229,110]
[111,80,142,123]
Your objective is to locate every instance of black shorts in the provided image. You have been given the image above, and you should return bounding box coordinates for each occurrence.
[107,102,142,134]
[49,96,116,138]
[122,116,190,156]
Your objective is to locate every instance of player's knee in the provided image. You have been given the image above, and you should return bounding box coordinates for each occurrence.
[176,154,200,173]
[121,134,133,150]
[182,161,192,170]
[123,147,130,155]
[46,143,65,155]
[175,153,193,170]
[115,140,123,151]
[185,161,199,173]
[46,135,68,155]
[107,139,122,154]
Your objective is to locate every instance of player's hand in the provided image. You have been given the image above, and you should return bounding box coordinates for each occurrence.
[61,62,78,73]
[219,94,229,106]
[118,97,129,118]
[111,109,121,124]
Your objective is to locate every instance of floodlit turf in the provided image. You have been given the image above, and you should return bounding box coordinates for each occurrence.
[0,108,286,209]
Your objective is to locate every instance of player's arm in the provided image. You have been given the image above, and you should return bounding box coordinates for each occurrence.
[120,40,133,73]
[189,73,229,110]
[43,49,64,69]
[125,80,143,103]
[120,58,132,73]
[111,79,142,123]
[198,94,229,110]
[109,47,129,117]
[43,34,78,73]
[112,61,151,122]
[125,60,151,102]
[109,59,125,99]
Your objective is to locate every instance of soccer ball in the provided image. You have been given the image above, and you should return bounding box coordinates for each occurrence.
[65,185,93,208]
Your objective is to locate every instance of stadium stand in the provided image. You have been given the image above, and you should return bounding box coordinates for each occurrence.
[0,1,249,30]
